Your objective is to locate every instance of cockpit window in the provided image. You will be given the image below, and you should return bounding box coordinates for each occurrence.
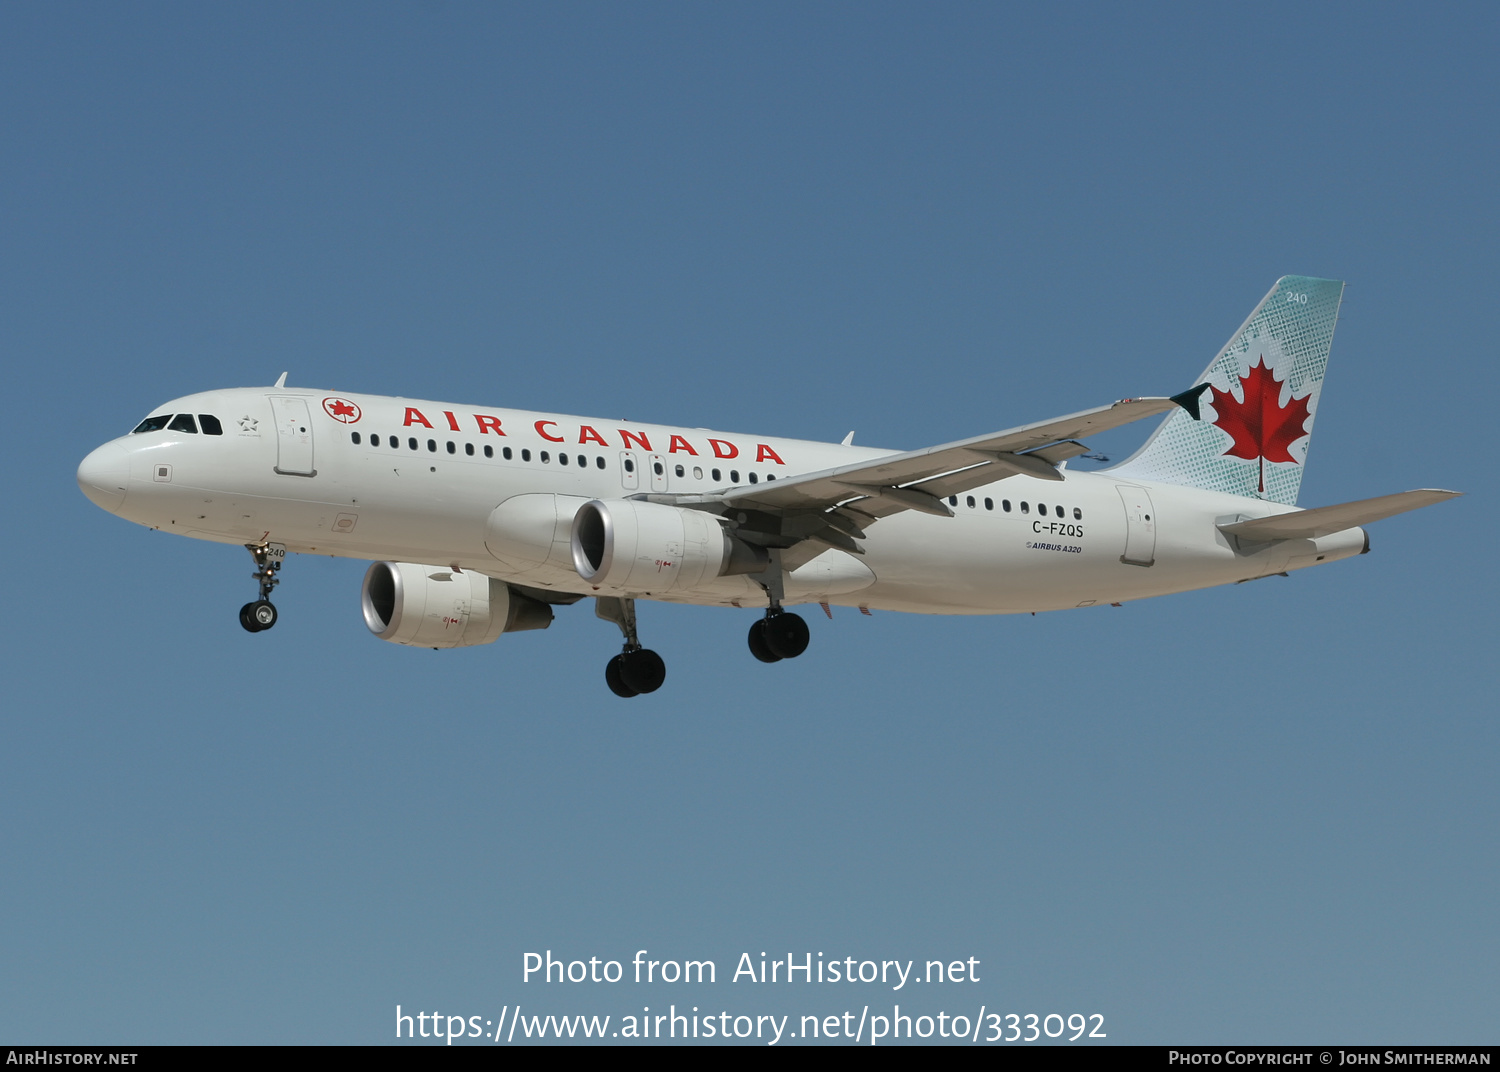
[132,415,172,434]
[167,414,199,434]
[199,414,223,435]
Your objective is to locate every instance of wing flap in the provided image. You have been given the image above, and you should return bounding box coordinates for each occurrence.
[1219,489,1461,541]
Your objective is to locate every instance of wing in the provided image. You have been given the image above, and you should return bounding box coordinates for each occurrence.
[1219,489,1461,541]
[655,394,1193,568]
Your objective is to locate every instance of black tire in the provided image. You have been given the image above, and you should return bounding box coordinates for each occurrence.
[619,648,666,694]
[764,611,809,659]
[748,618,783,663]
[239,602,264,633]
[605,654,639,698]
[249,600,278,630]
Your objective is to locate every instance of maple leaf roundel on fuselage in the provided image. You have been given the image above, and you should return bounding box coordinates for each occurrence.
[1209,358,1312,466]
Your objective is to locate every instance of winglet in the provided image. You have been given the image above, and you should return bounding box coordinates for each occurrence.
[1169,382,1212,421]
[274,372,288,388]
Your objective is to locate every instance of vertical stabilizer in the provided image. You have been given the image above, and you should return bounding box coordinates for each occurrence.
[1109,276,1344,505]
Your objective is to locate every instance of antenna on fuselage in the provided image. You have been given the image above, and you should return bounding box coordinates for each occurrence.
[274,372,288,388]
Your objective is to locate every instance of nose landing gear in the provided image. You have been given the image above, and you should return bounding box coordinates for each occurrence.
[239,543,284,633]
[596,596,666,697]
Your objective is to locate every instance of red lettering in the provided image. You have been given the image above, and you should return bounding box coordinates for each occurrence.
[709,439,739,459]
[755,443,785,465]
[474,414,505,436]
[667,434,699,456]
[535,420,565,442]
[578,425,609,446]
[443,411,461,431]
[619,429,653,451]
[403,408,433,429]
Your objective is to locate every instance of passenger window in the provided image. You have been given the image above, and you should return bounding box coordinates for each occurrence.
[674,464,685,478]
[351,432,361,444]
[132,414,172,434]
[199,415,223,435]
[766,474,775,480]
[730,470,740,483]
[749,472,758,483]
[623,458,633,473]
[1038,503,1047,516]
[465,443,474,456]
[595,456,605,469]
[427,439,437,452]
[559,453,569,465]
[1055,505,1063,517]
[949,496,958,506]
[168,414,198,434]
[652,461,663,475]
[408,437,418,450]
[984,498,993,510]
[712,468,721,482]
[693,467,703,479]
[966,495,975,508]
[484,445,493,458]
[522,449,531,462]
[1002,499,1012,512]
[1021,501,1030,514]
[577,455,586,467]
[446,441,455,454]
[1073,507,1082,520]
[503,447,512,460]
[540,451,550,463]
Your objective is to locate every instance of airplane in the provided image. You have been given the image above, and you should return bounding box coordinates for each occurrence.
[77,276,1459,697]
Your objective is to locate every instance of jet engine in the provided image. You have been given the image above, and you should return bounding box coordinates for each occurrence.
[361,561,553,648]
[571,499,767,594]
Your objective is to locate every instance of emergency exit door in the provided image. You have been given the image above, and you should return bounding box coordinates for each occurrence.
[619,451,639,491]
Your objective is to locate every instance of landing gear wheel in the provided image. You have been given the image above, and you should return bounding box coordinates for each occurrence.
[748,618,783,663]
[763,611,809,659]
[618,648,666,694]
[241,600,277,632]
[605,654,639,698]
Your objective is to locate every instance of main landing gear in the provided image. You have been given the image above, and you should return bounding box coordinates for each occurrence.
[746,547,810,663]
[239,543,283,633]
[596,596,666,698]
[748,609,810,663]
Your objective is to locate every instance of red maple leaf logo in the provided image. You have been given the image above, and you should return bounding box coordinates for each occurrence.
[1209,358,1312,492]
[322,397,362,423]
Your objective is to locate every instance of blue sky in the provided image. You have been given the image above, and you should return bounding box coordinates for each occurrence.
[2,2,1496,1044]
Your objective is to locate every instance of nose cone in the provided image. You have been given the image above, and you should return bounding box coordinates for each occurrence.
[78,441,131,513]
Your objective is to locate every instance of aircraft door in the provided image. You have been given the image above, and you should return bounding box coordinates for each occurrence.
[1116,485,1156,566]
[619,452,639,491]
[648,453,668,492]
[270,396,316,476]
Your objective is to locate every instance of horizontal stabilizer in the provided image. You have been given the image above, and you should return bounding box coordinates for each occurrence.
[1219,489,1461,541]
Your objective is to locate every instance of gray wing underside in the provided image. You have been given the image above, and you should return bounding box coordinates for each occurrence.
[654,396,1183,569]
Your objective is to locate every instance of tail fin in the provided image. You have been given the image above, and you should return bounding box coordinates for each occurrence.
[1109,276,1345,505]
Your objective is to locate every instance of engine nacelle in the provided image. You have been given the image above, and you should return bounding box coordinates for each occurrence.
[361,562,553,648]
[571,499,767,594]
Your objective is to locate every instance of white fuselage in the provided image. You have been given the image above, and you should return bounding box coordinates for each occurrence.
[77,387,1367,615]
